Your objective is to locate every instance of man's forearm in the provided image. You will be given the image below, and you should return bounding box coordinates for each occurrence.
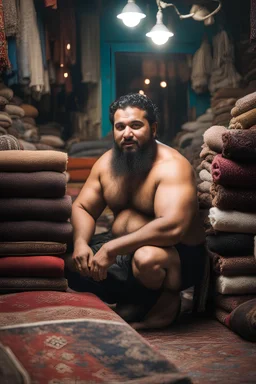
[72,205,96,248]
[106,217,182,257]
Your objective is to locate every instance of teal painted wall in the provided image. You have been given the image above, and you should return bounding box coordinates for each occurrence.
[100,0,217,136]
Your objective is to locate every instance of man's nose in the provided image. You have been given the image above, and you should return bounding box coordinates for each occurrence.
[123,126,133,138]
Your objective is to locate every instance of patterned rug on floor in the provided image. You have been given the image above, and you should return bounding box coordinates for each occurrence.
[0,291,192,384]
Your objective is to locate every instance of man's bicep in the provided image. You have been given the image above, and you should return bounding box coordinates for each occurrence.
[154,174,197,230]
[74,168,106,219]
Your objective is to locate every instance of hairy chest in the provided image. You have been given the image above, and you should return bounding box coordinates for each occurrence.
[102,175,156,215]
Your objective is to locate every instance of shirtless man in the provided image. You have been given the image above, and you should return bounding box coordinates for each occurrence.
[67,93,206,330]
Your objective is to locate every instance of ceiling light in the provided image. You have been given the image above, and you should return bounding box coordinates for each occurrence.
[160,81,167,88]
[117,0,146,28]
[146,9,173,45]
[144,78,150,85]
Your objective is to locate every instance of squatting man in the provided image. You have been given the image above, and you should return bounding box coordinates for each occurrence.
[65,93,206,330]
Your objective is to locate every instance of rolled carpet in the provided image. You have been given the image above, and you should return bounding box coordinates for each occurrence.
[229,299,256,341]
[0,256,64,277]
[209,207,256,234]
[229,108,256,129]
[215,308,230,327]
[211,154,256,187]
[0,277,68,292]
[199,169,212,182]
[201,159,212,173]
[203,125,227,153]
[222,129,256,161]
[213,254,256,276]
[215,294,256,313]
[0,242,66,256]
[0,150,67,172]
[0,195,72,222]
[0,221,73,243]
[0,135,23,150]
[210,183,256,212]
[197,181,211,193]
[216,275,256,294]
[231,91,256,117]
[199,144,217,159]
[0,171,66,198]
[206,232,254,256]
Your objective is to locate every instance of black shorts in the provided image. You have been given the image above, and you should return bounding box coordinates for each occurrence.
[65,231,206,305]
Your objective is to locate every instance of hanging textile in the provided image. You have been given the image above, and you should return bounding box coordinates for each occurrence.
[0,0,10,73]
[17,0,44,94]
[80,10,100,83]
[2,0,18,37]
[191,38,212,94]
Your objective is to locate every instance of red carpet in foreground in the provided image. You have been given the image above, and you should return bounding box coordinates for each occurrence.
[0,291,191,384]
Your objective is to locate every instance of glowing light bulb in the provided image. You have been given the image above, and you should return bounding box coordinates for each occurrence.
[67,44,71,50]
[144,78,150,85]
[160,81,167,88]
[64,72,69,78]
[60,63,64,68]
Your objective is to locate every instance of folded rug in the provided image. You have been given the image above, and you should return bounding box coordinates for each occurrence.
[198,192,212,209]
[0,150,67,172]
[0,195,72,222]
[212,87,250,101]
[0,277,68,292]
[212,112,231,125]
[4,105,25,118]
[20,104,38,118]
[216,275,256,294]
[199,169,212,182]
[209,207,256,233]
[215,294,256,313]
[0,221,73,243]
[229,108,256,129]
[203,125,227,152]
[0,242,67,256]
[0,171,66,198]
[231,91,256,117]
[215,308,230,326]
[67,157,97,170]
[229,299,256,341]
[213,254,256,276]
[0,256,64,277]
[0,135,22,150]
[206,232,254,256]
[222,129,256,161]
[68,169,91,182]
[211,154,256,187]
[69,140,112,155]
[201,159,212,172]
[198,181,211,193]
[199,144,217,159]
[210,183,256,212]
[213,105,234,116]
[211,97,237,109]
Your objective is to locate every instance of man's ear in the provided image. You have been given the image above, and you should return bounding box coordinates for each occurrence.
[151,122,157,138]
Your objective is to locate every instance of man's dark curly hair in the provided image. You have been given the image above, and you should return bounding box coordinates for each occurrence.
[109,93,160,126]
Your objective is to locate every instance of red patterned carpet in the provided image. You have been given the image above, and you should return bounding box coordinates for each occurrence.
[140,313,256,384]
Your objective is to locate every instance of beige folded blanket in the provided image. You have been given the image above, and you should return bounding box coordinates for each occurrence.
[231,92,256,117]
[0,242,67,256]
[229,108,256,129]
[198,181,211,193]
[201,159,212,173]
[216,275,256,294]
[203,125,227,153]
[209,207,256,233]
[0,150,67,172]
[199,169,212,182]
[200,144,217,159]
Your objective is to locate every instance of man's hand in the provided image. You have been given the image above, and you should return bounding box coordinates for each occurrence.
[89,244,116,281]
[72,244,94,276]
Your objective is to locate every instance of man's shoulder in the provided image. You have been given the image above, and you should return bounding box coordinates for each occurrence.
[92,149,112,171]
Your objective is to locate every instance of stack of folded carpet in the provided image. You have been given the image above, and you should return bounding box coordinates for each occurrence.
[0,150,73,293]
[197,125,227,220]
[205,92,256,337]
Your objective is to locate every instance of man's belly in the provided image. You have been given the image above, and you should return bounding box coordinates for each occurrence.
[111,208,205,246]
[111,209,153,238]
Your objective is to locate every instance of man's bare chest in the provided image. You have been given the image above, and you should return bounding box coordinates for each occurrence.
[102,177,155,215]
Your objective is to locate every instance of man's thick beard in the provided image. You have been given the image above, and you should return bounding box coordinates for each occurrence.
[111,139,157,177]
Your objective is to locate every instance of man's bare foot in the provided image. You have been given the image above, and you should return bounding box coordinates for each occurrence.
[130,291,181,330]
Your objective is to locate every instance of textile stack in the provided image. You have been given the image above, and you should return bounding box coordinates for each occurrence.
[0,150,73,293]
[205,91,256,341]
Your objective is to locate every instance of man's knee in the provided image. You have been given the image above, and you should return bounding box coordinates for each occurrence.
[133,246,159,272]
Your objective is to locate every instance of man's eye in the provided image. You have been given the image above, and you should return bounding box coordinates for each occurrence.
[132,124,141,129]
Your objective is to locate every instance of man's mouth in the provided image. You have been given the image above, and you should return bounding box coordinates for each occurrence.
[122,141,137,147]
